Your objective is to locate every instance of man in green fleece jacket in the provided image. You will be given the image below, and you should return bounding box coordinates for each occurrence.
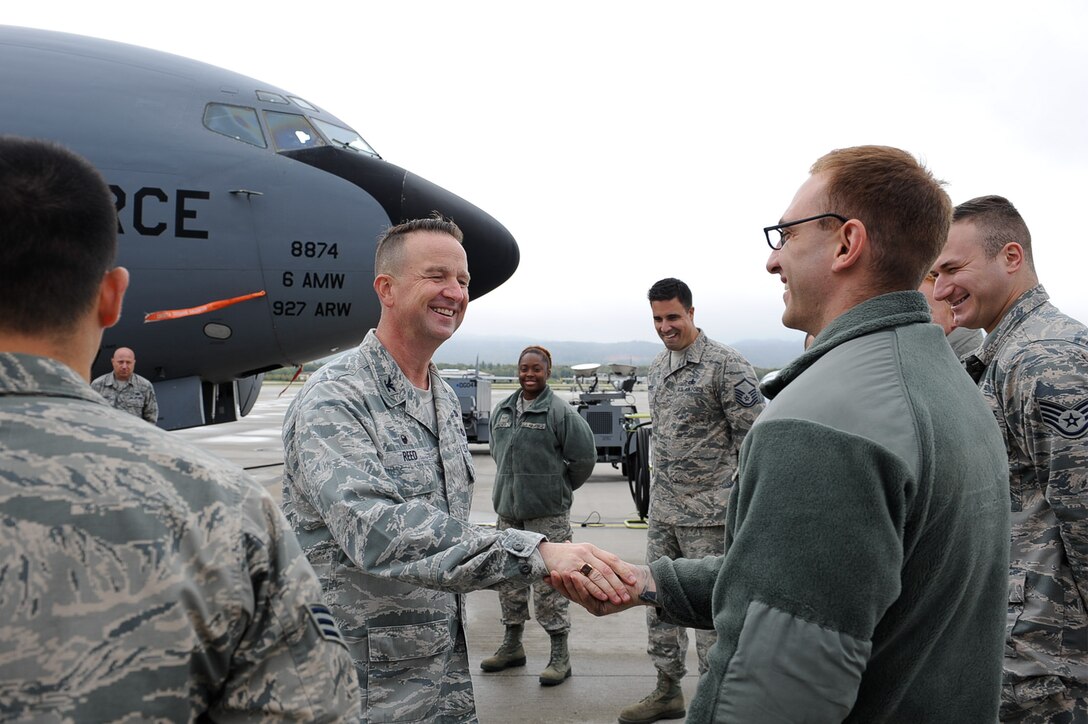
[551,145,1010,722]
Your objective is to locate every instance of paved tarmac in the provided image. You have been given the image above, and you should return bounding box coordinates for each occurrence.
[173,383,702,724]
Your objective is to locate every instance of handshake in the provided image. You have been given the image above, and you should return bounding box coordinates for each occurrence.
[537,541,656,617]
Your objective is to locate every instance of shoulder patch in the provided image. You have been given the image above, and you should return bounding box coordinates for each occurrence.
[1039,398,1088,439]
[734,379,761,408]
[306,603,347,648]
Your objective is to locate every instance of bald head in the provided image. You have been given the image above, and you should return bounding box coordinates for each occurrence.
[112,347,136,381]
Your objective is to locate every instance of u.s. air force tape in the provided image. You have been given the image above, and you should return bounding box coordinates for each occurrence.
[307,603,347,648]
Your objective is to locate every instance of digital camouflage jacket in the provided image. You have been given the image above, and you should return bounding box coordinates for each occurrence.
[965,285,1088,705]
[0,353,358,722]
[646,330,764,526]
[282,330,549,723]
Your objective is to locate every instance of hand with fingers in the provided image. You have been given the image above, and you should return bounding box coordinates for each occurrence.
[537,541,639,605]
[547,558,657,617]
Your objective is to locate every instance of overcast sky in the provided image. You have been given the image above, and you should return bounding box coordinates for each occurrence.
[7,2,1088,349]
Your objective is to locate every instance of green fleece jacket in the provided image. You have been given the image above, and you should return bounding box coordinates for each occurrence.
[652,291,1010,723]
[489,386,596,519]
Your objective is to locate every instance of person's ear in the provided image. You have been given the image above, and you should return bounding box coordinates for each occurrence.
[831,219,868,273]
[98,266,129,328]
[374,273,395,308]
[1000,242,1026,274]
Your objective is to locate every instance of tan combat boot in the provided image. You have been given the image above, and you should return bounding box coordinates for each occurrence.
[479,624,526,671]
[618,671,685,723]
[538,631,572,686]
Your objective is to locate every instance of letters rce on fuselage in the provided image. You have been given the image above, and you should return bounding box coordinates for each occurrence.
[111,185,209,239]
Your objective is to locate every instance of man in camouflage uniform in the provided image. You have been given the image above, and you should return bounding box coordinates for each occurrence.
[934,195,1088,722]
[618,277,764,723]
[281,217,636,723]
[0,136,359,721]
[91,345,159,423]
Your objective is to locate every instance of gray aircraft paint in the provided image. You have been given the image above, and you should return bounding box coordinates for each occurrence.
[0,25,519,429]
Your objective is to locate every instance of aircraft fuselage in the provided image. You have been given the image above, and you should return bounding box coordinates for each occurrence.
[0,26,519,428]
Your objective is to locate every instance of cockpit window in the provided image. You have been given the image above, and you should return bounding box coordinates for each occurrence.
[203,104,267,148]
[256,90,289,105]
[289,96,318,111]
[312,119,380,158]
[265,111,326,151]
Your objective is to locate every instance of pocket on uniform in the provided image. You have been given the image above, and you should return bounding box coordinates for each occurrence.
[383,461,437,499]
[365,619,452,723]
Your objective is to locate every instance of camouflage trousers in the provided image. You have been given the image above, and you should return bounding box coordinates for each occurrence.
[495,513,572,634]
[1002,679,1088,723]
[645,521,724,679]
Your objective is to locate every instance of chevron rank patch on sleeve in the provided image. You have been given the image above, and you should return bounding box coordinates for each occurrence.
[1039,398,1088,439]
[307,603,347,647]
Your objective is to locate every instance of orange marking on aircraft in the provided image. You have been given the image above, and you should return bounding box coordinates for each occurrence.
[144,290,267,322]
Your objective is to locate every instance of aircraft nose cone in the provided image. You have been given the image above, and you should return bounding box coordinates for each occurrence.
[281,146,519,299]
[400,171,519,298]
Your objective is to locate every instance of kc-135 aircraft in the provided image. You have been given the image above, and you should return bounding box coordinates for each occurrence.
[0,25,519,429]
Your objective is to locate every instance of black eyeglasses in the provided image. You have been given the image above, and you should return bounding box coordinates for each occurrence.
[763,213,849,250]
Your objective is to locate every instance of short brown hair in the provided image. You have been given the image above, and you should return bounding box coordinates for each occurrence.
[0,136,118,334]
[952,195,1033,267]
[811,145,951,290]
[374,215,464,277]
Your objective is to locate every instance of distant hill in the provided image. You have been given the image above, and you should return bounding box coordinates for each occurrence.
[729,338,805,369]
[436,335,803,370]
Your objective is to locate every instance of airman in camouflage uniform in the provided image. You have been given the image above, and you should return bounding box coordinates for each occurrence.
[283,330,552,723]
[90,346,159,423]
[282,219,636,723]
[934,196,1088,722]
[1,355,360,722]
[0,136,358,722]
[621,278,763,723]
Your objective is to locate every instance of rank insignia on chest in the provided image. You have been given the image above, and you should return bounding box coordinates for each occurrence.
[1039,398,1088,439]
